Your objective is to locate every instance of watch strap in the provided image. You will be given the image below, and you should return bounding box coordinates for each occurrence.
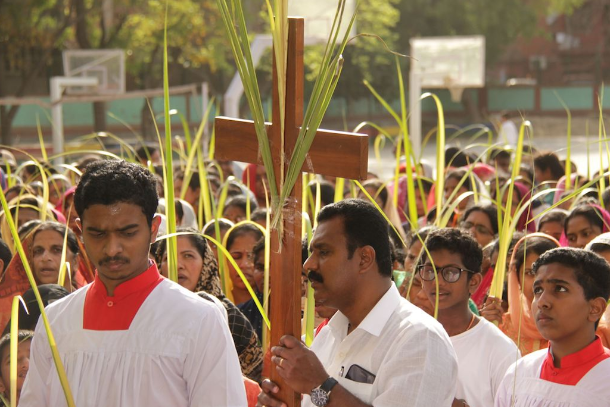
[320,377,338,393]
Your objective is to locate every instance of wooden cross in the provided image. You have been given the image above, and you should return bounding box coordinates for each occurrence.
[214,17,368,406]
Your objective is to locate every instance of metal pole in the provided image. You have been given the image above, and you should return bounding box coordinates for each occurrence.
[49,77,98,165]
[409,71,422,159]
[202,82,209,157]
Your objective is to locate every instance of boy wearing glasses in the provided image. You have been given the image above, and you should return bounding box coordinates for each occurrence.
[419,228,519,407]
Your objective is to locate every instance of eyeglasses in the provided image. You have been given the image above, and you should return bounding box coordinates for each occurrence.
[460,221,494,236]
[417,264,475,283]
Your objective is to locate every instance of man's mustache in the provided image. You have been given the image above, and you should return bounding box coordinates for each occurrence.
[308,270,324,284]
[99,256,130,266]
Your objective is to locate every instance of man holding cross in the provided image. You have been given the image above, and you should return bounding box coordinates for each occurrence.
[258,199,458,407]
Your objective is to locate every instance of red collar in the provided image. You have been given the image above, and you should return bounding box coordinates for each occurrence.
[83,262,163,330]
[540,335,610,385]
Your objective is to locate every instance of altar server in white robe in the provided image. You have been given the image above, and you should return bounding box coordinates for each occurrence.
[19,160,246,407]
[495,248,610,407]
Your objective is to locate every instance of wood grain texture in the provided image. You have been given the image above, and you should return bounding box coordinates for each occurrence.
[214,117,369,181]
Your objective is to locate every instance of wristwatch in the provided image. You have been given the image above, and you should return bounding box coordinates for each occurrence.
[310,377,338,407]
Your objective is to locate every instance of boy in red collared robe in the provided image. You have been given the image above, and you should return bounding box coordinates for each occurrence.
[495,248,610,407]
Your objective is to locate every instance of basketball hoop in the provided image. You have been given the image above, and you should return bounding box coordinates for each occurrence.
[62,50,125,95]
[444,76,464,102]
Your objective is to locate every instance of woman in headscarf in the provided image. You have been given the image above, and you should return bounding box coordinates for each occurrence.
[155,227,263,382]
[564,203,610,248]
[481,234,559,355]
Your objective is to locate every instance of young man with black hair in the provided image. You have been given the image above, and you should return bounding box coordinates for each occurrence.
[20,160,245,407]
[420,228,519,407]
[533,151,565,185]
[495,247,610,407]
[258,199,457,407]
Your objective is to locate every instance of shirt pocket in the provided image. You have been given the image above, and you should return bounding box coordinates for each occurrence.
[337,376,374,404]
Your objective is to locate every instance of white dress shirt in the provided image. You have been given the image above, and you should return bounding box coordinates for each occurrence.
[303,284,457,407]
[19,279,247,407]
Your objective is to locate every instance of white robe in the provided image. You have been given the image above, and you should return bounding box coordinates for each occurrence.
[19,279,247,407]
[495,348,610,407]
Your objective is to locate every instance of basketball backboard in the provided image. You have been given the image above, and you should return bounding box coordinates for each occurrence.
[62,49,125,95]
[288,0,356,41]
[410,36,485,89]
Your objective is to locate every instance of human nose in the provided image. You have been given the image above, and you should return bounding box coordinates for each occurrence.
[105,234,123,257]
[303,253,316,272]
[535,289,551,310]
[19,355,29,373]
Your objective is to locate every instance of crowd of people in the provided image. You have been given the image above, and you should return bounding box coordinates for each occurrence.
[0,139,608,407]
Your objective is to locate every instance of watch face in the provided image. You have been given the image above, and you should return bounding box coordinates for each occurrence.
[310,388,330,407]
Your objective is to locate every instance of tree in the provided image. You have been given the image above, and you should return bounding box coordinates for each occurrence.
[0,0,72,145]
[70,0,234,139]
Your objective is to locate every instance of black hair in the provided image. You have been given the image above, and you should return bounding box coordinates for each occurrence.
[135,145,157,162]
[226,223,264,251]
[538,209,569,231]
[316,199,392,277]
[445,168,473,191]
[224,195,259,214]
[75,154,103,173]
[203,218,234,237]
[420,228,483,278]
[511,236,558,280]
[360,179,388,207]
[415,177,433,194]
[301,237,309,265]
[0,239,11,270]
[252,237,265,260]
[588,241,610,255]
[17,219,42,241]
[0,330,34,373]
[174,170,201,190]
[565,204,606,234]
[251,208,269,223]
[490,147,511,161]
[534,152,564,181]
[9,197,41,218]
[491,231,525,261]
[31,221,79,256]
[407,226,438,250]
[307,180,335,207]
[3,185,36,200]
[519,164,534,185]
[155,226,207,264]
[462,204,499,235]
[445,146,472,168]
[533,247,610,328]
[174,199,184,223]
[74,160,158,226]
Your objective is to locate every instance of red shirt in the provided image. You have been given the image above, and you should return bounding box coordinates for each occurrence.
[540,335,610,385]
[83,262,163,330]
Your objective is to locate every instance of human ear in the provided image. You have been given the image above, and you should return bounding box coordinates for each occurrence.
[469,272,483,295]
[358,246,376,273]
[588,297,607,324]
[150,215,162,243]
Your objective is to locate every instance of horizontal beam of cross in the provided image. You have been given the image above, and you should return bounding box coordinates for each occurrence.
[214,117,369,181]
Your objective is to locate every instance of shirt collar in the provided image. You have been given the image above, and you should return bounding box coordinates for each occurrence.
[547,335,606,369]
[92,261,160,299]
[328,284,401,337]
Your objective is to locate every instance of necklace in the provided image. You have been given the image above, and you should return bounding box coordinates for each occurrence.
[465,313,476,332]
